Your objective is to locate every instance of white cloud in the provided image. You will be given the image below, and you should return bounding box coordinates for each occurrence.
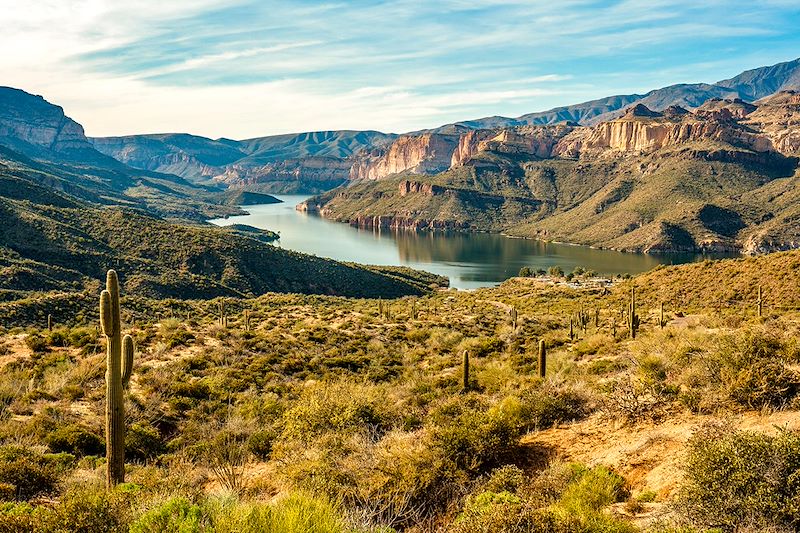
[0,0,797,138]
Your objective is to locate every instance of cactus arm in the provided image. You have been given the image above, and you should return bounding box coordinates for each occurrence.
[122,335,134,388]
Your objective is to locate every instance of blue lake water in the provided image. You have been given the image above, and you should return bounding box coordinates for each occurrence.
[209,195,734,290]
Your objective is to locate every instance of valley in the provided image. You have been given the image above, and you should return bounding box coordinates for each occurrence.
[3,42,800,532]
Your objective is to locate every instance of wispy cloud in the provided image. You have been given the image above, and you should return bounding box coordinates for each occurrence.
[0,0,798,137]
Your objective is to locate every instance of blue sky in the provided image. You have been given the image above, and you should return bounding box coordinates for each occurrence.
[1,0,799,138]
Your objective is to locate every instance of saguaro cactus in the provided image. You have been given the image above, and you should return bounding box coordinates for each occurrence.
[628,287,639,339]
[462,350,470,392]
[538,339,547,378]
[243,309,251,332]
[100,270,129,488]
[47,314,53,331]
[510,306,518,330]
[757,285,763,318]
[660,302,666,329]
[218,300,228,328]
[569,318,575,341]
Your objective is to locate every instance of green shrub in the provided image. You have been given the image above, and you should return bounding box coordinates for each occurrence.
[126,423,165,462]
[247,429,276,461]
[45,424,104,456]
[484,465,525,494]
[678,425,800,530]
[38,487,125,533]
[0,446,63,500]
[519,386,591,430]
[24,334,48,354]
[130,497,205,533]
[429,397,524,474]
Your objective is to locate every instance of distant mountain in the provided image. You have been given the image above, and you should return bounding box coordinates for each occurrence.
[89,58,800,195]
[91,130,396,193]
[426,57,800,131]
[0,87,256,221]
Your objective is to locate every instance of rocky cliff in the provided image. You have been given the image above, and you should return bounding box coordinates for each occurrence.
[0,87,93,153]
[349,133,461,181]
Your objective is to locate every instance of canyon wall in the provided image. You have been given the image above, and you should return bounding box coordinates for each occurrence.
[0,88,93,153]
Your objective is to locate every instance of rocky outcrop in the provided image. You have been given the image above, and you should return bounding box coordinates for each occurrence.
[214,157,351,193]
[0,87,93,153]
[556,104,776,156]
[349,133,461,181]
[742,91,800,156]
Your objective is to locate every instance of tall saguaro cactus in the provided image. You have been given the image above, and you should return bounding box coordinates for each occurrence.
[100,270,132,488]
[757,285,763,318]
[628,286,639,339]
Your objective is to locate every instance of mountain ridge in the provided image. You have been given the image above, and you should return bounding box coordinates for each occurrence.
[87,57,800,194]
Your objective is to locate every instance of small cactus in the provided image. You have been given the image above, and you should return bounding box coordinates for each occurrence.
[538,339,546,378]
[462,350,470,392]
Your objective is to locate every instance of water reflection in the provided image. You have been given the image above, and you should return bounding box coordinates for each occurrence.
[209,195,737,289]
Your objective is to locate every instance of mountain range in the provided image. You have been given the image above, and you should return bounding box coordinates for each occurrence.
[88,58,800,194]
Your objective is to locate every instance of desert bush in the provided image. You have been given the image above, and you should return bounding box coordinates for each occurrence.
[24,334,47,354]
[518,385,592,430]
[450,464,633,533]
[126,422,165,463]
[0,445,65,500]
[428,396,524,475]
[45,424,104,456]
[130,497,204,533]
[483,465,525,494]
[677,424,800,530]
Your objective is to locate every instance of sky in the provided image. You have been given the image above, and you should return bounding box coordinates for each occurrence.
[1,0,799,139]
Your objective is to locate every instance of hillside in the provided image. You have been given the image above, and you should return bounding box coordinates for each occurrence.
[2,250,800,531]
[0,172,445,303]
[305,94,800,254]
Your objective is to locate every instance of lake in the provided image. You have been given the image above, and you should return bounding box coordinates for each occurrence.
[209,195,734,290]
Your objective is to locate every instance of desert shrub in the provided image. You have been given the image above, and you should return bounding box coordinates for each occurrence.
[280,383,388,441]
[45,328,69,348]
[45,424,104,456]
[450,465,633,533]
[24,334,47,354]
[205,431,250,494]
[484,465,525,494]
[160,319,195,350]
[720,329,798,408]
[0,502,37,532]
[206,493,350,533]
[0,446,64,500]
[247,429,276,461]
[678,425,800,530]
[558,465,629,516]
[37,487,126,533]
[126,422,165,462]
[130,497,204,533]
[428,397,524,474]
[519,386,592,429]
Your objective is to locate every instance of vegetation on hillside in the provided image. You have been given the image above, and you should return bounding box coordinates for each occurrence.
[1,252,799,531]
